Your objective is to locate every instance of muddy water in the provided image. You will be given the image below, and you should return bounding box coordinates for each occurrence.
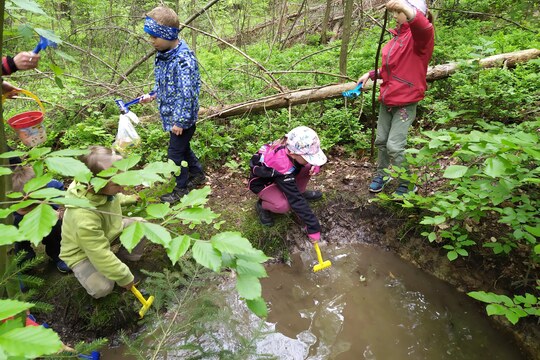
[261,244,525,360]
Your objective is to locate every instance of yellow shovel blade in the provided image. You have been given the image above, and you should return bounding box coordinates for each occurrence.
[312,242,332,272]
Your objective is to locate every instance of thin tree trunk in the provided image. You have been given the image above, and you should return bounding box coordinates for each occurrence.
[320,0,333,44]
[339,0,354,82]
[0,0,16,299]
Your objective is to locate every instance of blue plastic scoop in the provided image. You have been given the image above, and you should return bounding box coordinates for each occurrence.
[33,35,58,54]
[342,82,363,99]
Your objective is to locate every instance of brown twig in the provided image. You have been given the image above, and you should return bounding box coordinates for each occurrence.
[430,7,537,33]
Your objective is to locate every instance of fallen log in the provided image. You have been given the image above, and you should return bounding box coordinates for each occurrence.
[199,49,540,119]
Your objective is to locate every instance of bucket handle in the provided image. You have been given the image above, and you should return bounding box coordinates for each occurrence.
[1,89,45,114]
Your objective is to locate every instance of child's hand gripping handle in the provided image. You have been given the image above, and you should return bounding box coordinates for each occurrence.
[125,91,156,108]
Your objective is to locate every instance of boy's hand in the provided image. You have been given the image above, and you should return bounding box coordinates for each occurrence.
[171,125,183,136]
[139,93,156,104]
[357,72,370,85]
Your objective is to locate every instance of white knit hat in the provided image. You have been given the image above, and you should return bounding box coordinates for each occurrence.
[406,0,427,15]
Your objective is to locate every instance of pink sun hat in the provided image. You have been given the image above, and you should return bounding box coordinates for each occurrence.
[286,126,327,166]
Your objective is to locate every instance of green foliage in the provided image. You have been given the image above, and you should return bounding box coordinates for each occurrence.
[0,148,269,320]
[468,291,540,325]
[0,299,63,358]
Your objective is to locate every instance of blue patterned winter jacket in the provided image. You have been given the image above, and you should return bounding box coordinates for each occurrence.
[154,41,201,130]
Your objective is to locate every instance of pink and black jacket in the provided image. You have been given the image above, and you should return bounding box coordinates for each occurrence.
[248,143,321,235]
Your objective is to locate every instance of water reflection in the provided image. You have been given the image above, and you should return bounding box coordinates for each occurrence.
[262,244,524,360]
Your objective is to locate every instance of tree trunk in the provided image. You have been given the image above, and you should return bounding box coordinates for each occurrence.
[339,0,354,82]
[320,0,333,44]
[199,49,540,119]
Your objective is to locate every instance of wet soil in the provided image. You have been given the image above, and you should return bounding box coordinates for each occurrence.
[32,154,539,359]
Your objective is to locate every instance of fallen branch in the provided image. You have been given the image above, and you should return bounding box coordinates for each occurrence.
[199,49,540,119]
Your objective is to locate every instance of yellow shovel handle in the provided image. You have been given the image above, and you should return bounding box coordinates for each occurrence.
[131,285,147,305]
[314,242,324,264]
[1,89,45,113]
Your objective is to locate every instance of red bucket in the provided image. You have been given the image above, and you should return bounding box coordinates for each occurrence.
[3,89,47,147]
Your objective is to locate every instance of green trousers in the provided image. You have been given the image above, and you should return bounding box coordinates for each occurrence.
[375,103,417,177]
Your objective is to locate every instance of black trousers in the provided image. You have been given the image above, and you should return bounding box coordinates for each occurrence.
[14,220,62,263]
[168,124,203,189]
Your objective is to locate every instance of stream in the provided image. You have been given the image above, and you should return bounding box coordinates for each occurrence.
[101,243,525,359]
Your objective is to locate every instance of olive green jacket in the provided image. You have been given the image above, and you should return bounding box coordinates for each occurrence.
[60,182,135,287]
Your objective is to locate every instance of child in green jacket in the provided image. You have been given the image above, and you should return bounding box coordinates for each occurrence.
[60,146,144,299]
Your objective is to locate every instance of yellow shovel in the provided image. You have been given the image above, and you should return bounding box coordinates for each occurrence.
[131,285,154,318]
[312,242,332,272]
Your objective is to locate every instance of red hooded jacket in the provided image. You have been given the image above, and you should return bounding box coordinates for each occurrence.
[370,11,434,107]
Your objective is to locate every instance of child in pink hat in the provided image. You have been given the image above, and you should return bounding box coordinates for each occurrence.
[248,126,327,243]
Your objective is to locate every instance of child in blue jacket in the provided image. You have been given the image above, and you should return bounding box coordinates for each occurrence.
[140,5,206,203]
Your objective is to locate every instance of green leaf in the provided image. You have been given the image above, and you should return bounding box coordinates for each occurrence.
[45,157,91,182]
[176,208,219,224]
[141,222,171,247]
[447,251,458,261]
[146,203,171,219]
[90,177,109,193]
[144,161,180,175]
[0,167,12,176]
[34,28,61,44]
[211,232,254,255]
[236,249,271,263]
[443,165,468,179]
[53,197,95,208]
[8,0,46,15]
[178,187,211,207]
[27,147,51,160]
[0,325,62,358]
[236,259,267,277]
[49,63,64,76]
[236,275,261,300]
[486,303,507,316]
[246,297,268,318]
[120,222,145,253]
[524,225,540,237]
[192,240,222,272]
[166,235,192,265]
[0,299,33,320]
[109,171,140,186]
[456,248,468,256]
[48,149,88,157]
[19,204,58,245]
[484,157,509,178]
[23,174,52,193]
[28,187,64,199]
[97,167,119,177]
[0,150,25,159]
[113,156,141,171]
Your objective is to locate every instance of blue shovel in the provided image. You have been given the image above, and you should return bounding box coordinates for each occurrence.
[33,35,58,54]
[342,82,363,99]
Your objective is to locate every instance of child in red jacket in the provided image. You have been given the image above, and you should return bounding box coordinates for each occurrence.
[358,0,434,196]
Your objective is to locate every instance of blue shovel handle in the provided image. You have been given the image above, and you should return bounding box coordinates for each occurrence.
[342,82,363,99]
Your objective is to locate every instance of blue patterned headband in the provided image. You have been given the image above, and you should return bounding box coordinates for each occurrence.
[144,16,180,41]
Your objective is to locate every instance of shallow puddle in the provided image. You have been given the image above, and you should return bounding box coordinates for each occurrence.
[261,244,525,360]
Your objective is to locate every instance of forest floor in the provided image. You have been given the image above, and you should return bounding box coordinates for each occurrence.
[31,153,540,359]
